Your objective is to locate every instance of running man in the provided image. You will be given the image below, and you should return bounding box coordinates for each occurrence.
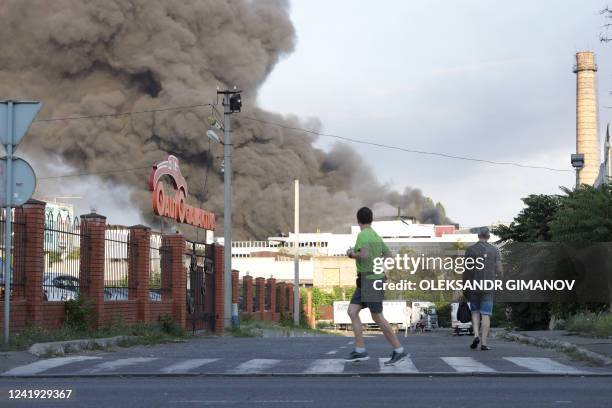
[345,207,408,365]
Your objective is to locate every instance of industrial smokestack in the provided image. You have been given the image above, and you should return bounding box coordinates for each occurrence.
[574,51,600,186]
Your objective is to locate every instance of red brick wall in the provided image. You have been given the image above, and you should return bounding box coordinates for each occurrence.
[80,213,107,329]
[129,225,151,323]
[150,301,174,322]
[2,202,195,335]
[214,244,225,333]
[162,233,186,329]
[103,301,138,326]
[317,305,333,320]
[0,299,27,333]
[243,275,253,313]
[41,302,66,329]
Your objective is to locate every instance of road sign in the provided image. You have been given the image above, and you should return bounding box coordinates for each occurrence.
[2,100,41,346]
[0,158,36,206]
[0,101,42,146]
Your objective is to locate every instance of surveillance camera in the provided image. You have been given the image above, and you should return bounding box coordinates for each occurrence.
[571,153,585,169]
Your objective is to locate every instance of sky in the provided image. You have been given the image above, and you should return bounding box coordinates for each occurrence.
[257,0,612,227]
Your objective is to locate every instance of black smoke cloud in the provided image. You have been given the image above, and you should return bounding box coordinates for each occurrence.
[0,0,450,239]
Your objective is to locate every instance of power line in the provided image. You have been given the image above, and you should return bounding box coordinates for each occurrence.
[33,103,213,123]
[30,101,572,175]
[240,116,573,173]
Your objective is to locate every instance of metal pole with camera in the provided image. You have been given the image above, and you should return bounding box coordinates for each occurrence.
[571,153,585,189]
[214,88,242,330]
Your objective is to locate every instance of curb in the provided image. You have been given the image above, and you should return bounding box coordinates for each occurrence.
[28,336,135,357]
[3,371,612,379]
[503,332,612,367]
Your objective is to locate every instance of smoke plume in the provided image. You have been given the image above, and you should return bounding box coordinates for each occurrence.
[0,0,450,239]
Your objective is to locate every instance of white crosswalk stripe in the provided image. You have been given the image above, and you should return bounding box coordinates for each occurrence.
[3,356,102,376]
[378,357,418,373]
[503,357,588,374]
[305,359,346,374]
[441,357,496,373]
[84,357,158,373]
[230,359,281,374]
[160,359,219,374]
[2,356,598,376]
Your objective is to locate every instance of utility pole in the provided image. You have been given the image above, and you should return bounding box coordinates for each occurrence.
[217,89,241,329]
[293,179,300,325]
[3,103,14,345]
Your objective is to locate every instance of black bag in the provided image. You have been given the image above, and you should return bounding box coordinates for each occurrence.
[457,301,472,323]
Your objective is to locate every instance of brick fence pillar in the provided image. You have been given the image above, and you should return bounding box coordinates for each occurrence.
[278,282,286,316]
[231,270,239,307]
[256,277,265,320]
[305,289,315,328]
[243,274,253,314]
[213,244,224,334]
[162,233,186,329]
[80,213,107,329]
[129,225,151,323]
[19,199,45,326]
[287,283,294,318]
[267,277,277,321]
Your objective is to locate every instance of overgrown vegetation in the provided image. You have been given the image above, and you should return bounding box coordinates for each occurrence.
[565,312,612,338]
[2,311,186,352]
[493,186,612,330]
[67,247,80,260]
[47,250,63,264]
[64,295,94,331]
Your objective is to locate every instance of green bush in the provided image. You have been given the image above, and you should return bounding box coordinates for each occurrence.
[435,302,451,328]
[488,303,508,328]
[67,247,80,260]
[505,302,550,330]
[48,251,63,263]
[566,312,612,337]
[159,314,184,337]
[64,295,94,332]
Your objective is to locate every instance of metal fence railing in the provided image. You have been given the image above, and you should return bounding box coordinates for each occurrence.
[0,208,26,299]
[42,210,82,301]
[104,226,132,301]
[149,233,170,301]
[265,284,271,311]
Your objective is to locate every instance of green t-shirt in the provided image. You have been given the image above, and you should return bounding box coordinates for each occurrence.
[354,227,389,273]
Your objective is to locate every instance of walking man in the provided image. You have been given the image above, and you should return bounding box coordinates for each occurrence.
[345,207,407,365]
[463,227,502,351]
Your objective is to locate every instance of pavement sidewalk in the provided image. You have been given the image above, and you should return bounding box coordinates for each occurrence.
[508,330,612,366]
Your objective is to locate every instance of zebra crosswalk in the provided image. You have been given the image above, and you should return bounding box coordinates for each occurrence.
[2,355,596,377]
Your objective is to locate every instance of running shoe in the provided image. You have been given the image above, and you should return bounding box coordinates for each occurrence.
[345,350,370,362]
[383,350,409,366]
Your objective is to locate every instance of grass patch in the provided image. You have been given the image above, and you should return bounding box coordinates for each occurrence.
[231,315,333,337]
[565,312,612,338]
[1,314,186,352]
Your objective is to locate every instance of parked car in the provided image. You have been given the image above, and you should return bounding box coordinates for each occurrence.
[43,273,78,301]
[102,287,162,301]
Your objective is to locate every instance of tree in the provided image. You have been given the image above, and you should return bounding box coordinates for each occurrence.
[549,185,612,310]
[492,194,561,330]
[494,194,561,243]
[549,185,612,242]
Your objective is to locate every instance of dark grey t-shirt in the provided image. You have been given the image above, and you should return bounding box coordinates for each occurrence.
[464,241,501,293]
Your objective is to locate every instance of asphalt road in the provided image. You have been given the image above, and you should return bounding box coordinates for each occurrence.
[1,330,611,407]
[1,376,612,408]
[2,329,610,376]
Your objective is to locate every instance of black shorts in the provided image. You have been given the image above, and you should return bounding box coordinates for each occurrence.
[350,273,384,314]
